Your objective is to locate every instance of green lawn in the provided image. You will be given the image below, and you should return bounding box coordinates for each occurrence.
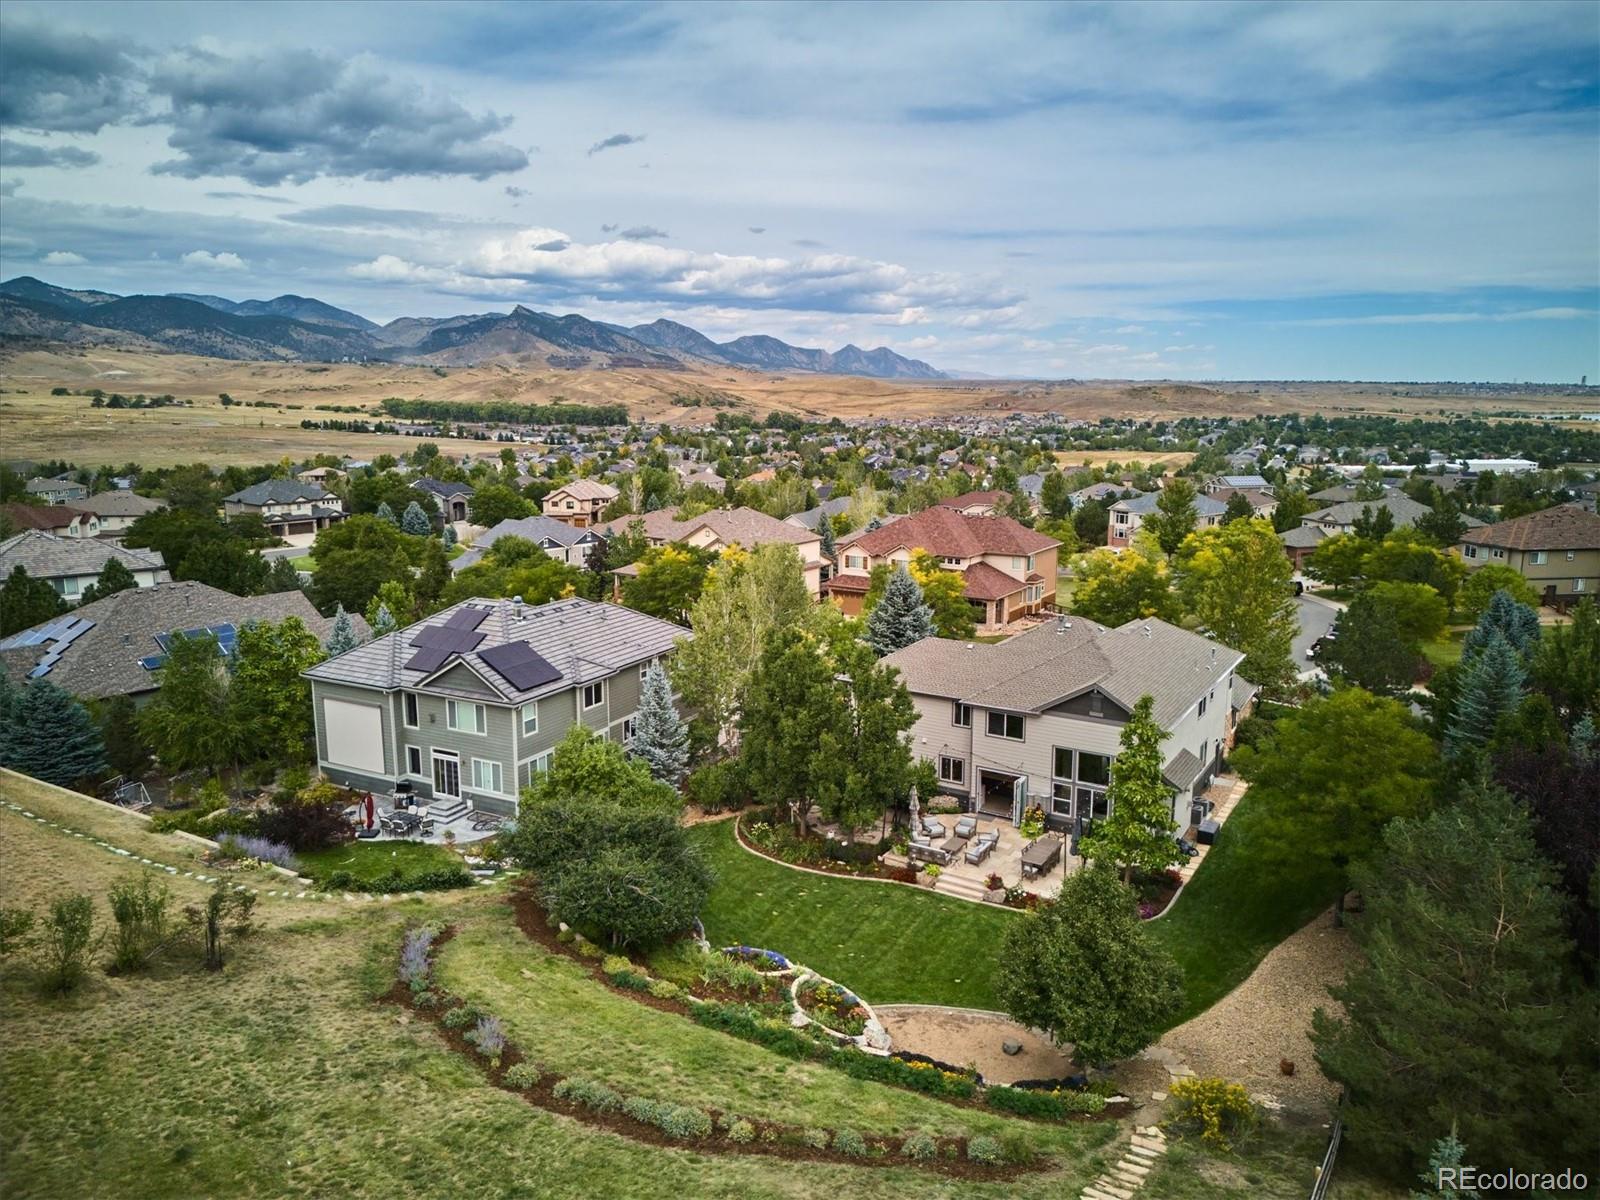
[690,821,1016,1009]
[285,552,317,572]
[297,840,463,886]
[1148,791,1344,1024]
[1419,629,1466,669]
[694,794,1342,1027]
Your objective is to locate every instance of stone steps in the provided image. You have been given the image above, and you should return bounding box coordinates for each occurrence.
[1080,1126,1168,1200]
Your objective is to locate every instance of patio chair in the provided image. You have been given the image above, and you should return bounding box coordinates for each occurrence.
[417,816,436,837]
[963,836,995,866]
[953,815,977,839]
[920,817,946,840]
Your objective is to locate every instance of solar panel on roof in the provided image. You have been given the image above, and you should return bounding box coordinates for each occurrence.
[446,606,489,631]
[479,641,562,691]
[404,645,454,674]
[138,655,167,671]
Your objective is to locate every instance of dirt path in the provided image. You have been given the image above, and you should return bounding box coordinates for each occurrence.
[1117,908,1355,1118]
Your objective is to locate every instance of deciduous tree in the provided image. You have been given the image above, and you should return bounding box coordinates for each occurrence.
[1070,544,1178,628]
[0,565,64,637]
[1174,520,1298,690]
[468,484,531,528]
[78,558,137,606]
[1322,592,1418,697]
[138,630,242,777]
[232,617,326,762]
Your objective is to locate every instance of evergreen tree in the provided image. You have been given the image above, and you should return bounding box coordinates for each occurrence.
[1322,591,1418,697]
[369,603,397,637]
[375,501,398,527]
[865,564,935,656]
[264,555,303,593]
[632,660,689,785]
[325,605,361,657]
[1531,598,1599,721]
[1040,469,1071,519]
[1447,631,1525,754]
[442,522,457,547]
[1462,588,1540,659]
[817,514,837,563]
[5,681,108,786]
[0,672,17,764]
[401,500,432,536]
[1221,491,1253,523]
[1,565,65,637]
[97,695,150,777]
[1080,696,1181,882]
[78,557,137,605]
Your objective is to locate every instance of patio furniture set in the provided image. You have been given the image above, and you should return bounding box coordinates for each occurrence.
[908,815,1002,867]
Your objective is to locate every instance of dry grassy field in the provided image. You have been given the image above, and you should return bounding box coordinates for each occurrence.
[1,344,1591,468]
[1053,449,1196,471]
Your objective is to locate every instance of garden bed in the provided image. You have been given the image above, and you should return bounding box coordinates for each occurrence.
[736,813,897,879]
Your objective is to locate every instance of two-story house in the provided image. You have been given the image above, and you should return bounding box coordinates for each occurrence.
[0,503,101,539]
[542,479,619,528]
[1106,492,1226,549]
[600,506,826,597]
[75,490,167,536]
[0,531,169,601]
[223,480,345,539]
[303,596,686,817]
[883,616,1246,834]
[827,507,1059,630]
[939,490,1011,518]
[412,478,476,524]
[1456,504,1600,610]
[24,476,88,505]
[451,515,605,572]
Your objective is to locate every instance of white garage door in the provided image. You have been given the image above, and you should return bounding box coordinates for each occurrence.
[323,698,385,774]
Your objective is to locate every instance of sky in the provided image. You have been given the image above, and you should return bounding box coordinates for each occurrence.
[0,0,1596,382]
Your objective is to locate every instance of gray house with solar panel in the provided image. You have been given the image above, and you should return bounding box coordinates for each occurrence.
[302,596,687,818]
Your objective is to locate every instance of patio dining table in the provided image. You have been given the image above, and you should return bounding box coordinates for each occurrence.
[387,810,420,836]
[1021,837,1062,878]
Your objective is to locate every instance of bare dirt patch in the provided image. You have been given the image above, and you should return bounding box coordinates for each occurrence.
[876,1006,1076,1085]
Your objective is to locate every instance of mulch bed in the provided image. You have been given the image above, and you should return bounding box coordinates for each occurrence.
[381,921,1046,1179]
[733,814,900,880]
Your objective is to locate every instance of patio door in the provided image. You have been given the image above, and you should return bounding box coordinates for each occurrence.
[431,751,461,799]
[1011,775,1028,826]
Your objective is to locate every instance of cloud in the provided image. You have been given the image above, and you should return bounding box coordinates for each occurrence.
[181,249,247,270]
[42,250,86,265]
[205,190,295,205]
[0,16,143,133]
[792,238,825,249]
[277,204,472,229]
[147,46,528,185]
[504,185,529,199]
[1285,307,1595,327]
[619,225,668,240]
[1112,324,1146,334]
[599,223,618,233]
[0,137,99,168]
[748,226,766,234]
[587,132,645,156]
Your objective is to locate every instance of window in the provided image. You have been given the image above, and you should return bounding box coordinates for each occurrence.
[1011,557,1023,570]
[403,692,419,727]
[1077,752,1111,787]
[520,702,538,737]
[405,746,423,776]
[446,699,486,734]
[471,758,504,795]
[639,658,655,682]
[529,751,552,776]
[1027,555,1035,572]
[62,576,80,596]
[952,702,971,728]
[582,681,605,710]
[938,755,965,784]
[1530,551,1547,565]
[844,554,865,569]
[1050,782,1073,817]
[1085,788,1111,820]
[1463,545,1478,559]
[1053,747,1073,780]
[1577,578,1588,593]
[1198,694,1208,718]
[621,716,638,745]
[432,751,461,799]
[986,711,1024,740]
[1491,548,1505,559]
[942,555,962,567]
[1088,691,1103,717]
[1567,550,1577,561]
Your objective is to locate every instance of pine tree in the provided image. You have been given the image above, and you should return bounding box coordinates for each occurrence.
[369,603,397,637]
[4,681,108,787]
[442,522,457,546]
[632,660,689,785]
[1,564,66,637]
[818,516,837,563]
[265,556,303,593]
[375,501,398,527]
[78,557,137,605]
[1463,588,1540,659]
[865,564,935,656]
[1571,713,1596,764]
[1447,631,1525,754]
[325,605,361,656]
[401,500,431,536]
[1080,696,1181,882]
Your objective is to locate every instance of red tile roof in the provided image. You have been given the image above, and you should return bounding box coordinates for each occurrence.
[1459,504,1600,552]
[848,506,1058,558]
[0,503,88,531]
[961,560,1029,601]
[940,490,1010,509]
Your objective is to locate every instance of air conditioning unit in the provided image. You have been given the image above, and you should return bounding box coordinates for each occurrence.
[1189,799,1212,827]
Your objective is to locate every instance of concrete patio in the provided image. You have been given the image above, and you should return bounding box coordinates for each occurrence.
[882,814,1080,903]
[344,796,503,847]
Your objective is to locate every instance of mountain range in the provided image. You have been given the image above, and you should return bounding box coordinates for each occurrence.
[0,276,945,379]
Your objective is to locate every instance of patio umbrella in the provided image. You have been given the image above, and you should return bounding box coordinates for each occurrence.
[364,793,374,831]
[907,784,919,837]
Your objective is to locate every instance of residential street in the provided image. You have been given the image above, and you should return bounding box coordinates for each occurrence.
[1293,592,1340,675]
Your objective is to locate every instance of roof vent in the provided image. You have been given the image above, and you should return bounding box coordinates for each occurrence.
[965,643,974,651]
[1142,626,1151,638]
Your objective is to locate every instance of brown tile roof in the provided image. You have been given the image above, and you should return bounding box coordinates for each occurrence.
[849,506,1058,558]
[1,503,89,531]
[961,561,1027,601]
[940,490,1010,509]
[1459,504,1600,552]
[823,573,871,594]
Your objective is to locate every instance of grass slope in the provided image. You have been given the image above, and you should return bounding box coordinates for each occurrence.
[690,821,1015,1009]
[297,840,462,885]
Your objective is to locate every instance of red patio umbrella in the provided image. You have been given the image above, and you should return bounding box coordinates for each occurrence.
[364,793,375,830]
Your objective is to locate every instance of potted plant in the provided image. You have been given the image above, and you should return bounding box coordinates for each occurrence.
[1018,803,1046,842]
[923,864,942,888]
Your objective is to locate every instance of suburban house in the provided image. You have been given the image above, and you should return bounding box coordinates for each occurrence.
[1,503,101,539]
[0,531,169,601]
[1106,491,1226,549]
[223,480,346,539]
[0,579,354,702]
[1456,504,1600,609]
[297,466,345,484]
[303,596,686,817]
[1206,487,1278,521]
[75,490,167,535]
[939,490,1010,517]
[785,497,852,533]
[24,476,88,505]
[1279,492,1477,570]
[412,478,476,524]
[542,479,619,528]
[827,507,1059,630]
[1204,474,1272,495]
[452,515,605,572]
[602,507,825,596]
[883,616,1247,835]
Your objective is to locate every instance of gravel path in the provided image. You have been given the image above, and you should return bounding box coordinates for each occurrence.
[1116,908,1356,1118]
[874,1006,1075,1084]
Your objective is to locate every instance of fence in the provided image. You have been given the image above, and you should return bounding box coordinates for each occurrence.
[1308,1094,1346,1200]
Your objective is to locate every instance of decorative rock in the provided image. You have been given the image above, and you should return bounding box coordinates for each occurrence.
[1151,1091,1167,1101]
[1001,1038,1023,1056]
[861,1018,891,1051]
[983,888,1007,904]
[789,1009,811,1028]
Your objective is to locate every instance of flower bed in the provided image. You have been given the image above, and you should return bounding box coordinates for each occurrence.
[723,945,791,972]
[737,814,895,879]
[386,919,1045,1177]
[796,978,869,1037]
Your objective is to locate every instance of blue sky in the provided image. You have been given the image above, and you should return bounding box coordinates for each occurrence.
[1,0,1595,381]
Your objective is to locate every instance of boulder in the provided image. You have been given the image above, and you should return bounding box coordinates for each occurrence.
[1002,1039,1023,1056]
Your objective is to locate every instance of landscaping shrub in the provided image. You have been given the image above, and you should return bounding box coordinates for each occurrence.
[36,893,98,994]
[217,834,300,871]
[828,1048,979,1099]
[831,1127,868,1157]
[555,928,576,944]
[647,978,681,1000]
[257,780,356,852]
[152,806,260,838]
[799,979,868,1036]
[601,954,633,975]
[999,1130,1036,1164]
[467,1015,506,1061]
[502,1063,540,1090]
[442,1005,480,1030]
[727,1118,755,1144]
[886,865,920,884]
[691,1000,816,1059]
[656,1103,713,1140]
[398,926,436,988]
[966,1135,1002,1165]
[683,757,747,813]
[1168,1077,1256,1150]
[902,1131,937,1161]
[552,1076,622,1113]
[803,1128,830,1150]
[107,872,171,973]
[0,908,34,959]
[623,1095,665,1124]
[576,940,603,959]
[698,949,766,993]
[1057,1090,1109,1114]
[984,1083,1104,1119]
